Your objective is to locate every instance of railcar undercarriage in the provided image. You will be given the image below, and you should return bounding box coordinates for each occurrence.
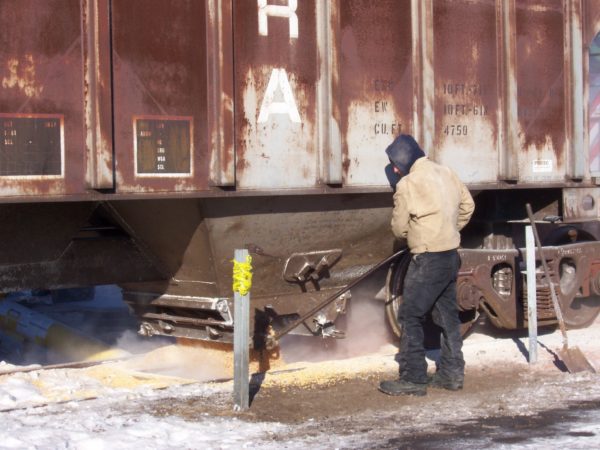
[1,191,600,347]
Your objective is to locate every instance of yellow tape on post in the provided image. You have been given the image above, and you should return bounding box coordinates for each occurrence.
[233,249,251,411]
[232,255,253,296]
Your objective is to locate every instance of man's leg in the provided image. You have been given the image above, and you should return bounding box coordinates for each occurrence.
[397,259,434,384]
[380,253,455,396]
[430,252,465,389]
[380,251,463,396]
[380,256,433,395]
[400,252,462,382]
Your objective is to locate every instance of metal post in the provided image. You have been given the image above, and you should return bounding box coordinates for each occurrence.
[525,226,538,364]
[233,248,250,411]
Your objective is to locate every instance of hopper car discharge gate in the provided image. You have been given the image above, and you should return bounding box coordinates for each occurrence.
[2,1,600,347]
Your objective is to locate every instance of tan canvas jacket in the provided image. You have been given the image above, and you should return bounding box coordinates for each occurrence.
[391,157,475,254]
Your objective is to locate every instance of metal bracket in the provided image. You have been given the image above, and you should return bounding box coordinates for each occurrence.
[282,249,342,282]
[313,313,345,339]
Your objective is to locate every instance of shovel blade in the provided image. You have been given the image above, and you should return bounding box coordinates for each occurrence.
[558,346,596,373]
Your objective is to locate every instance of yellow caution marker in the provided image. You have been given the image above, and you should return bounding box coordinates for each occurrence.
[232,254,253,295]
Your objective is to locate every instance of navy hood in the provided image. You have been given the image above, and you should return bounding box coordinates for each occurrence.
[385,134,425,175]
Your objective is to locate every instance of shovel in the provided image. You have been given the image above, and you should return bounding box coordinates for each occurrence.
[525,203,596,373]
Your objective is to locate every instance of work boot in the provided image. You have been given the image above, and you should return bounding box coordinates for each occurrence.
[428,373,463,391]
[378,379,427,397]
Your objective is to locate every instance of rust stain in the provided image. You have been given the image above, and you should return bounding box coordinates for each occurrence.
[0,0,592,198]
[220,91,235,176]
[111,0,209,193]
[339,0,413,186]
[233,0,319,189]
[0,0,88,198]
[515,0,565,164]
[342,157,351,173]
[0,178,65,197]
[1,55,43,98]
[431,0,499,182]
[236,154,250,172]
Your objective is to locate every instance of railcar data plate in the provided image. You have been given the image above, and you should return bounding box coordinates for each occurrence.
[134,116,193,177]
[0,114,64,177]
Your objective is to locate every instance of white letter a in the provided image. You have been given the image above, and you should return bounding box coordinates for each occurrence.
[257,68,301,123]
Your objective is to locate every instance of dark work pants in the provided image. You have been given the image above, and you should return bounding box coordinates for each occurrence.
[398,249,464,384]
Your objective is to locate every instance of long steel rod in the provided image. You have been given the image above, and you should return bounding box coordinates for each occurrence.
[272,248,408,341]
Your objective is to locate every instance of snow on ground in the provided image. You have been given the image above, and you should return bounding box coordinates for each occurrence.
[0,383,287,450]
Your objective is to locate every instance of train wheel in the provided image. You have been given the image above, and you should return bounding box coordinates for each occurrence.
[558,257,600,328]
[385,253,478,341]
[561,296,600,328]
[384,252,411,339]
[543,226,600,328]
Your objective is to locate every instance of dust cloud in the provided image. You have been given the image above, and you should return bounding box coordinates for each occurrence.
[2,282,395,380]
[115,336,283,382]
[279,296,396,364]
[113,272,396,379]
[116,330,174,355]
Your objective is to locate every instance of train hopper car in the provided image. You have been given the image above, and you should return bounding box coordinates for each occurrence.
[2,0,600,347]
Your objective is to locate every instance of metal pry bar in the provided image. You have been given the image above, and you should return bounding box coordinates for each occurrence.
[266,248,408,348]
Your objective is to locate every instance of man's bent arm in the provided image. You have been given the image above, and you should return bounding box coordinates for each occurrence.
[391,189,410,238]
[457,184,475,231]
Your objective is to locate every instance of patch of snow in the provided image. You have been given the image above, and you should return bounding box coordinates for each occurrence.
[0,383,287,450]
[0,378,45,409]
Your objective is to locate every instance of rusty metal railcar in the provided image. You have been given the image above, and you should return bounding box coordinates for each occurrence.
[2,0,600,345]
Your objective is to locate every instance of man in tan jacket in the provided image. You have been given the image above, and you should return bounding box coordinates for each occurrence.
[379,134,475,397]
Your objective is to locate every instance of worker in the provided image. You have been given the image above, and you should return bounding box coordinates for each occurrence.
[379,134,475,396]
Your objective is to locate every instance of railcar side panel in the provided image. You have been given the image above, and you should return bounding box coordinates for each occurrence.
[432,0,500,183]
[233,0,320,189]
[515,0,567,183]
[339,0,413,187]
[111,0,210,192]
[0,0,86,196]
